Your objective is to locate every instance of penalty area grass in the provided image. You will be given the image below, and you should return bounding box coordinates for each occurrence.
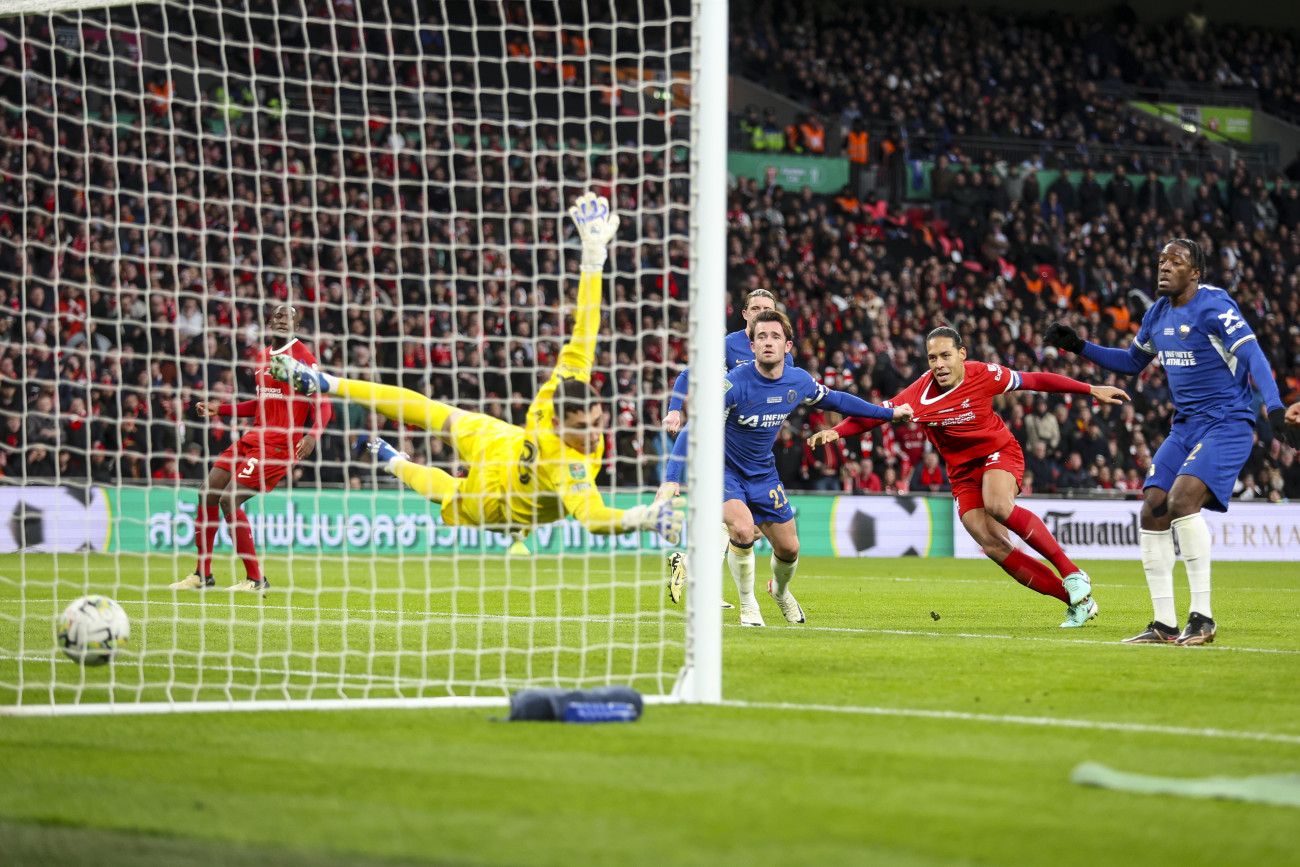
[1,554,1297,866]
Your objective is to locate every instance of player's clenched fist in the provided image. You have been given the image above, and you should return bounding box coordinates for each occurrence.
[568,192,620,272]
[1287,401,1300,428]
[891,403,914,422]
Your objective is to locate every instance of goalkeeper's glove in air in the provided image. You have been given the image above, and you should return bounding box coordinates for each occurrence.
[567,192,620,272]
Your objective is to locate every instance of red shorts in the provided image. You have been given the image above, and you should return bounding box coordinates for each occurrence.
[948,441,1025,516]
[214,430,297,493]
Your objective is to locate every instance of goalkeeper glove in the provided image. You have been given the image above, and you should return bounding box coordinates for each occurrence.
[1044,321,1085,354]
[568,192,620,273]
[622,497,686,546]
[1267,407,1300,449]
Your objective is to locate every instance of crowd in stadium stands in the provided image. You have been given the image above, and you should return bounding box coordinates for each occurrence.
[2,1,1299,505]
[730,2,1300,164]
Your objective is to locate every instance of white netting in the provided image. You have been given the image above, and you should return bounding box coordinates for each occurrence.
[0,0,711,712]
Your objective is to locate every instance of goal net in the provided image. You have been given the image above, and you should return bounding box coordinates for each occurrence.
[0,0,725,714]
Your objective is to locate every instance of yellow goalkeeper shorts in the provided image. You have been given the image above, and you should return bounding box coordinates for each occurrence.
[441,413,520,527]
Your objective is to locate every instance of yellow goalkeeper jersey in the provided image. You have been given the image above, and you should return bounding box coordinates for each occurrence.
[443,270,624,533]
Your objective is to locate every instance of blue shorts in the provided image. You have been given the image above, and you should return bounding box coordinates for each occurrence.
[723,467,795,525]
[1145,414,1254,512]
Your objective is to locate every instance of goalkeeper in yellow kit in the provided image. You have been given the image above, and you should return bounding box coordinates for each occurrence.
[271,193,685,546]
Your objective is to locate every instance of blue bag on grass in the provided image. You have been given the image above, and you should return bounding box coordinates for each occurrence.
[507,686,643,723]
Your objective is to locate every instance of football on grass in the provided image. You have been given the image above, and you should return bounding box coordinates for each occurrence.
[56,595,130,666]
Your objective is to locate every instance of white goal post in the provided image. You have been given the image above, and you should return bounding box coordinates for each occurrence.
[0,0,725,715]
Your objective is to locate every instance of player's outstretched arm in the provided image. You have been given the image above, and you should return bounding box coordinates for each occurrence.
[207,399,258,418]
[662,421,689,486]
[1016,371,1130,404]
[814,387,901,422]
[1044,321,1153,375]
[560,482,685,544]
[816,382,913,444]
[1238,340,1300,448]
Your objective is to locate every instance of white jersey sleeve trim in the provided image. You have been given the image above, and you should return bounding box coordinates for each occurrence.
[1229,333,1257,354]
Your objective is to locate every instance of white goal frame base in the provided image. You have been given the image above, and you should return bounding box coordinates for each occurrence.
[0,693,683,718]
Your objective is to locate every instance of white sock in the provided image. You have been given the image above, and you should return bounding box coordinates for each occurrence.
[771,554,798,597]
[727,542,756,601]
[1139,529,1178,627]
[384,455,406,475]
[1172,513,1213,619]
[318,370,340,393]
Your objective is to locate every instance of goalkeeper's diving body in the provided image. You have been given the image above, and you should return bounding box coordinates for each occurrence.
[271,193,684,546]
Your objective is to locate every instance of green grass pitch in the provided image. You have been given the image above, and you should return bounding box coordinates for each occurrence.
[2,553,1298,866]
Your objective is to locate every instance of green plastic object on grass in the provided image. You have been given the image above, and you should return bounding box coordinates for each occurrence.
[1072,762,1300,808]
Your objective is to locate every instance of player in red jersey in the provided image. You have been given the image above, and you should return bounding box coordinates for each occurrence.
[809,326,1129,626]
[170,305,332,592]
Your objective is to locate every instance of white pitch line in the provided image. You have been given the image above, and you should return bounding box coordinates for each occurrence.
[808,574,1300,593]
[725,699,1300,745]
[0,652,510,693]
[791,623,1300,655]
[4,597,1298,655]
[0,596,678,625]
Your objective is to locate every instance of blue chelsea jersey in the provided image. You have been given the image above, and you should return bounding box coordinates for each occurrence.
[722,362,829,475]
[1134,285,1258,421]
[724,329,754,369]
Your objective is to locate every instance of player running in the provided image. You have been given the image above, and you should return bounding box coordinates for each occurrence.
[659,309,912,627]
[271,193,684,548]
[1045,238,1300,645]
[810,326,1130,627]
[172,304,333,592]
[663,287,787,608]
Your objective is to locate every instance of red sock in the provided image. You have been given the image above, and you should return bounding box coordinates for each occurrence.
[195,505,220,577]
[230,509,263,582]
[999,549,1070,604]
[1004,506,1080,578]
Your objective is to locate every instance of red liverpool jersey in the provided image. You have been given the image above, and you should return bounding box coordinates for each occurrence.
[251,339,321,437]
[883,360,1022,467]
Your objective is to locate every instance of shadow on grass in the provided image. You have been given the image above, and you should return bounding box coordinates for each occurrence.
[0,818,468,867]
